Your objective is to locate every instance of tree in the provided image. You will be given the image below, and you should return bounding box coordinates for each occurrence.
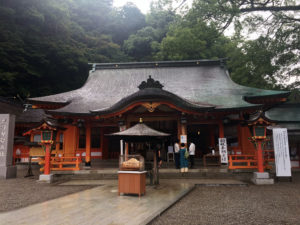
[122,3,178,61]
[110,3,146,45]
[0,0,127,98]
[158,21,238,60]
[123,27,159,60]
[184,0,300,89]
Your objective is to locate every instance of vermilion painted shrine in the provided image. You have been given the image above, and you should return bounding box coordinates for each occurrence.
[7,59,300,170]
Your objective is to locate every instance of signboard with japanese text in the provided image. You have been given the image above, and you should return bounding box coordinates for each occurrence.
[218,138,228,164]
[273,128,291,177]
[180,135,187,144]
[0,114,16,178]
[0,115,9,166]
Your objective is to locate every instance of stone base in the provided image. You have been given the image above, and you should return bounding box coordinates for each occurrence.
[38,174,54,183]
[251,172,274,185]
[0,165,17,179]
[83,166,91,170]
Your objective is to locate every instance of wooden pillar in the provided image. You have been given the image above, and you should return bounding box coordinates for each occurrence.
[119,124,126,156]
[179,116,187,144]
[125,143,129,156]
[153,150,158,185]
[237,124,243,154]
[177,119,181,141]
[125,120,130,158]
[219,121,224,138]
[44,144,51,175]
[85,123,91,166]
[256,140,264,173]
[181,123,187,135]
[100,128,104,159]
[30,134,34,142]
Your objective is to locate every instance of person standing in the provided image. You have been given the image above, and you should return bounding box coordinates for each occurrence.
[189,142,195,168]
[174,139,180,169]
[179,143,188,173]
[157,144,163,168]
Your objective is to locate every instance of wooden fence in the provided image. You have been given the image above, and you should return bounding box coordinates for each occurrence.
[228,150,275,170]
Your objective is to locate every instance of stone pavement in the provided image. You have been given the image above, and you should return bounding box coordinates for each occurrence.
[0,179,245,225]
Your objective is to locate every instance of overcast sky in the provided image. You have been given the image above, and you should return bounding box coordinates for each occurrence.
[113,0,193,14]
[113,0,152,13]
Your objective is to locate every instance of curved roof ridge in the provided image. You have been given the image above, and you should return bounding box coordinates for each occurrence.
[222,70,290,99]
[91,88,215,115]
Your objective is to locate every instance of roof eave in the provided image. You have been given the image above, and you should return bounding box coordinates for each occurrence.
[244,91,290,101]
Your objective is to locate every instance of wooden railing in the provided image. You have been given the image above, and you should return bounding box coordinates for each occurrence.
[228,150,275,170]
[228,155,258,169]
[39,156,82,171]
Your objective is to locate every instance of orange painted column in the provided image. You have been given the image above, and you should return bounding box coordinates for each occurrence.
[44,144,51,175]
[256,140,264,173]
[85,124,91,166]
[219,121,224,138]
[237,124,242,154]
[125,120,130,158]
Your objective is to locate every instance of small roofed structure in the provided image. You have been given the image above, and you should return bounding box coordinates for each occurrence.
[107,119,170,185]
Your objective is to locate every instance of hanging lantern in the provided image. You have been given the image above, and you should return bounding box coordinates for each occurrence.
[248,118,269,140]
[23,120,62,145]
[41,129,57,144]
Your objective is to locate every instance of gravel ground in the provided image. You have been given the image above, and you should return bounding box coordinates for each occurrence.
[0,168,94,212]
[151,173,300,225]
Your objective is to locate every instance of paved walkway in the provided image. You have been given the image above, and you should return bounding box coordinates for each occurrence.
[0,179,245,225]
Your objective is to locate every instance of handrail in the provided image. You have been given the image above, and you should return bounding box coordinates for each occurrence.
[228,150,274,170]
[39,156,82,171]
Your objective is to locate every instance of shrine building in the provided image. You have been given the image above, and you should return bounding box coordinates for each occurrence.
[25,59,299,168]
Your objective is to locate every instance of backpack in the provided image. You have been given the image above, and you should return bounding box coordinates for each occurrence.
[184,149,189,159]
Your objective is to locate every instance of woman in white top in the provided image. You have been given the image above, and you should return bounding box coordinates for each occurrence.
[189,142,195,168]
[174,139,180,169]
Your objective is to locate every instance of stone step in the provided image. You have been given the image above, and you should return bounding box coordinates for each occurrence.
[53,169,253,181]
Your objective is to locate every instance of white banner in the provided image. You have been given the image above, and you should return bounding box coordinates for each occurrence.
[272,128,291,177]
[218,138,228,164]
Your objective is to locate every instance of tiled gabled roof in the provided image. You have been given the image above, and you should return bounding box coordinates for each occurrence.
[28,59,289,115]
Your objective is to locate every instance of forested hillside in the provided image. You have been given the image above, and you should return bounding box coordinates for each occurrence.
[0,0,299,99]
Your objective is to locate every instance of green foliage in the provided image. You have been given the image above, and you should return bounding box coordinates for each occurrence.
[0,0,297,99]
[228,37,281,89]
[188,0,300,89]
[158,21,233,60]
[288,89,300,103]
[110,3,146,45]
[123,27,158,60]
[0,0,131,98]
[123,2,177,61]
